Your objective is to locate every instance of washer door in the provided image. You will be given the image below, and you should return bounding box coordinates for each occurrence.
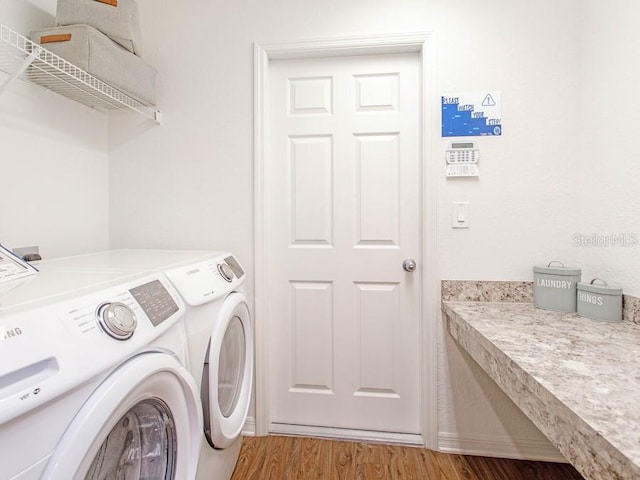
[202,292,254,449]
[42,352,202,480]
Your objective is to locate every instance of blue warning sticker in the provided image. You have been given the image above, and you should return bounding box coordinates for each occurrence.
[441,92,502,137]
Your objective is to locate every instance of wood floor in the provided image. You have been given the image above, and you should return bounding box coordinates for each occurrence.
[230,435,585,480]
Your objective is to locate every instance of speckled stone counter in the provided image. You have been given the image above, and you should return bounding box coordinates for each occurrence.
[443,301,640,480]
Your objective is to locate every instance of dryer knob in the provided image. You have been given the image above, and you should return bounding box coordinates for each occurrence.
[218,263,234,282]
[96,302,137,340]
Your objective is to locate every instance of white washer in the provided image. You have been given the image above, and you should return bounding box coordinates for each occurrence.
[0,266,202,479]
[21,249,254,480]
[165,252,253,480]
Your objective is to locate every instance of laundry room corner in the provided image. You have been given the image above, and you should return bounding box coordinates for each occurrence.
[0,0,110,258]
[3,0,640,478]
[105,0,588,460]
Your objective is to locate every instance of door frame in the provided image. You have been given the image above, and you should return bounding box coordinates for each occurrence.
[253,32,439,449]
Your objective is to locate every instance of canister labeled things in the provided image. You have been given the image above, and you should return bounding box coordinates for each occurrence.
[577,278,623,322]
[533,261,582,313]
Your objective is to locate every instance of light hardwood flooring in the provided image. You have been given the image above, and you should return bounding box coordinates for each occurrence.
[230,435,585,480]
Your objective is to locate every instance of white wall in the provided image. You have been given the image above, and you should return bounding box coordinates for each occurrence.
[437,0,640,452]
[435,1,584,457]
[575,0,640,297]
[0,0,110,258]
[436,1,640,296]
[437,4,583,282]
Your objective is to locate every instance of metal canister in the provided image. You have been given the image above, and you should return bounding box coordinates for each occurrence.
[533,261,582,313]
[577,278,623,322]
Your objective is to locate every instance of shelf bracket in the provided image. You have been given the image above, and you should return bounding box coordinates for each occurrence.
[0,45,41,97]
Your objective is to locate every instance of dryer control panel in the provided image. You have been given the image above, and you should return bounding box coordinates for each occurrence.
[223,256,245,278]
[165,254,245,307]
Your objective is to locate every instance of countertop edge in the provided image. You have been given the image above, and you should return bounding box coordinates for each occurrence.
[442,301,639,480]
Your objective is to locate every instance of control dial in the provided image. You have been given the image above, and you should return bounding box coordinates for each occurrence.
[218,263,235,282]
[96,302,137,340]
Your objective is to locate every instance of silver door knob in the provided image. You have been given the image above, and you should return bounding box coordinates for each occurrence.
[403,259,416,272]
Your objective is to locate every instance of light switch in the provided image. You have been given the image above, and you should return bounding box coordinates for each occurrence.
[452,201,469,228]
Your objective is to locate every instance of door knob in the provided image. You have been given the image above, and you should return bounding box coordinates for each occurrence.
[403,259,416,272]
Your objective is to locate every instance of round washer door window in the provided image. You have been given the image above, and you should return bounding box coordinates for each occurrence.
[218,315,246,418]
[87,399,176,479]
[204,292,253,449]
[41,353,202,480]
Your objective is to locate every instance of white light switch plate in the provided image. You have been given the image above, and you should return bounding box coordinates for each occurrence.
[452,202,469,228]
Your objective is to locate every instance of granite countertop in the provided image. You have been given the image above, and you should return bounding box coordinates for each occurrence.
[443,301,640,480]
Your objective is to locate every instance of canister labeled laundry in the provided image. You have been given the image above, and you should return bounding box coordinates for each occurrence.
[533,261,582,312]
[577,278,623,322]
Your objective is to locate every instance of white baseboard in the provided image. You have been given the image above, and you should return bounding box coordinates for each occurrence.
[269,423,423,446]
[438,432,567,463]
[242,416,256,436]
[245,421,565,463]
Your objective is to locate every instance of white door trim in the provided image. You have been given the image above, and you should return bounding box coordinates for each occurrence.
[253,32,439,449]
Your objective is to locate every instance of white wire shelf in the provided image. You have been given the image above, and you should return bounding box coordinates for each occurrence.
[0,24,161,123]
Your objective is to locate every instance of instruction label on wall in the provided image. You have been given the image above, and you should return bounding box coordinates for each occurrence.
[441,92,502,137]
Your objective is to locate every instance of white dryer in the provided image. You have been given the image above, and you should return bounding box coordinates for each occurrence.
[165,252,253,480]
[0,268,202,480]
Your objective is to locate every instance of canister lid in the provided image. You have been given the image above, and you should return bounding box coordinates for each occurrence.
[533,261,581,276]
[577,278,623,296]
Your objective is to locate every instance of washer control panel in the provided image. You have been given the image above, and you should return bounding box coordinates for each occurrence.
[0,274,185,425]
[58,276,182,341]
[129,279,179,327]
[96,302,137,340]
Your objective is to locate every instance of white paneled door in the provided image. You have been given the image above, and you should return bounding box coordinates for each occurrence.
[268,53,421,435]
